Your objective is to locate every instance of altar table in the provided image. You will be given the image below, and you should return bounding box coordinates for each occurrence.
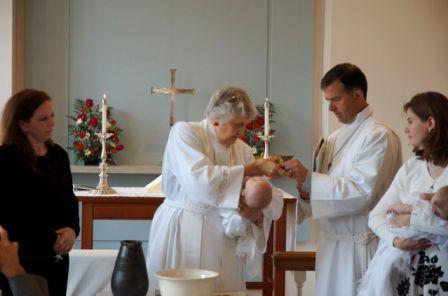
[75,187,297,296]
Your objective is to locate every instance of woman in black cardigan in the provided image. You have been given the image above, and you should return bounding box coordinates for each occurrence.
[0,89,79,296]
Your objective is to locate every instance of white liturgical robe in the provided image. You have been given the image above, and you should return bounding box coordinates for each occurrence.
[299,106,402,296]
[146,119,283,293]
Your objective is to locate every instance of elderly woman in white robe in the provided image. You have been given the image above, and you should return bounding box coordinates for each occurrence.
[146,86,286,293]
[369,91,448,296]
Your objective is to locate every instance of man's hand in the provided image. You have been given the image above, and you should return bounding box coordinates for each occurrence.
[297,183,310,200]
[390,214,411,228]
[0,226,26,279]
[245,158,288,178]
[54,227,76,255]
[387,203,413,215]
[282,159,309,185]
[393,237,432,251]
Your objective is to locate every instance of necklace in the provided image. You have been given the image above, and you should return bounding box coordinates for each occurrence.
[427,162,446,190]
[327,113,372,171]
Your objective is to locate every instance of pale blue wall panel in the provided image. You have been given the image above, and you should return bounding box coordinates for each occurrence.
[26,0,314,247]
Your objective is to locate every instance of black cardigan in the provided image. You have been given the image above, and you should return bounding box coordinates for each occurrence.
[0,144,79,257]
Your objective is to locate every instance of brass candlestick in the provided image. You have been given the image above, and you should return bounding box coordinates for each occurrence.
[92,132,116,195]
[259,134,274,159]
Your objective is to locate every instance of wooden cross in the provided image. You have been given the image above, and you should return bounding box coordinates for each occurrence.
[150,69,195,127]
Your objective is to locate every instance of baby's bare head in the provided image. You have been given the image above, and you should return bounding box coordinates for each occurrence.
[243,177,273,209]
[431,186,448,221]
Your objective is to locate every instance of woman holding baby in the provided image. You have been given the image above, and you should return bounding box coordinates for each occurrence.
[368,91,448,295]
[146,86,286,293]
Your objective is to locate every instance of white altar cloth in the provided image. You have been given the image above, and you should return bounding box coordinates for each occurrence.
[67,249,118,296]
[74,187,164,197]
[97,291,249,296]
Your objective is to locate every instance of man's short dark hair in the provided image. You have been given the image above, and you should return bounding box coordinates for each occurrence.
[320,63,368,99]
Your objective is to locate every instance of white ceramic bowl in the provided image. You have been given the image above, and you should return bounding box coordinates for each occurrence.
[155,268,219,296]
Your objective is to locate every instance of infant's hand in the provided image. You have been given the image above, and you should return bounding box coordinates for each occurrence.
[420,193,435,201]
[387,203,413,215]
[238,203,263,224]
[390,214,411,228]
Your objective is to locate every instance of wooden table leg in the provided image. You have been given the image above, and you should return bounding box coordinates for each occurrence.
[273,204,288,296]
[262,225,274,296]
[81,202,93,249]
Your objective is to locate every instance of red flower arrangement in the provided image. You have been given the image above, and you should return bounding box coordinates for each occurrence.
[69,98,125,165]
[242,103,275,155]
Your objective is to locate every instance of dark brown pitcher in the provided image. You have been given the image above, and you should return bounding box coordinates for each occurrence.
[111,240,149,296]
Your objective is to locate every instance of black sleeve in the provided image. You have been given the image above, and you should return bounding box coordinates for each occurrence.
[0,146,20,237]
[53,145,80,237]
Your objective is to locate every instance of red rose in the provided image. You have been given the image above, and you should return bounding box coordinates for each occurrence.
[240,135,248,142]
[255,123,261,129]
[254,135,261,142]
[107,109,111,117]
[85,98,94,107]
[245,122,254,130]
[76,142,84,152]
[110,148,117,154]
[79,132,86,139]
[257,116,264,125]
[110,119,117,125]
[117,144,125,151]
[77,114,87,122]
[89,117,98,128]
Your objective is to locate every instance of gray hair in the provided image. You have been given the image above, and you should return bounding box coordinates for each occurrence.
[205,86,258,122]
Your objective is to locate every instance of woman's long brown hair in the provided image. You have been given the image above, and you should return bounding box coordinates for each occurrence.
[1,89,53,169]
[404,91,448,166]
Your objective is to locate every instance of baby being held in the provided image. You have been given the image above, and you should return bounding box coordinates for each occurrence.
[359,186,448,296]
[388,186,448,231]
[220,177,274,276]
[238,177,273,224]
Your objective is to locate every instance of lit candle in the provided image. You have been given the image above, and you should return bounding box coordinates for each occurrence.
[264,97,269,159]
[102,94,108,135]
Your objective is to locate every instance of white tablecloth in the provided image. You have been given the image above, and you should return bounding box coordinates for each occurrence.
[74,187,164,197]
[68,249,118,296]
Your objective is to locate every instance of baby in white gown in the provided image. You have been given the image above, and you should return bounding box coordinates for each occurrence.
[220,177,273,276]
[358,186,448,296]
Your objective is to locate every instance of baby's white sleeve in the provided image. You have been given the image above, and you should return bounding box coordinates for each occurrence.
[410,200,448,236]
[220,209,249,238]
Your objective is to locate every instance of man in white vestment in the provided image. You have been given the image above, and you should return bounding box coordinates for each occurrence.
[146,86,286,293]
[283,63,403,296]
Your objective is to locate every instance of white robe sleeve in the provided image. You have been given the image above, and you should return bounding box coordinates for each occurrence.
[310,127,398,219]
[165,122,244,209]
[369,164,407,247]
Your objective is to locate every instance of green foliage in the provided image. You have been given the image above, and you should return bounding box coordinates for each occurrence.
[68,98,125,164]
[242,102,275,155]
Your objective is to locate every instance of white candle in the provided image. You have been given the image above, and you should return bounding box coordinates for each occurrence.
[102,94,107,135]
[264,97,269,137]
[264,98,270,159]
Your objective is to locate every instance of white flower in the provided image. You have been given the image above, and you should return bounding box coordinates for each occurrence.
[85,132,90,139]
[251,147,258,154]
[76,119,83,125]
[85,149,92,156]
